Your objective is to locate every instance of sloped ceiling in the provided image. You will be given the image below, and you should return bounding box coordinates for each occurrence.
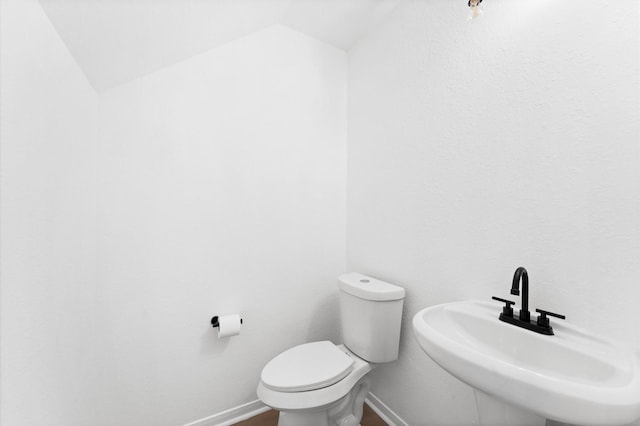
[38,0,400,92]
[281,0,401,52]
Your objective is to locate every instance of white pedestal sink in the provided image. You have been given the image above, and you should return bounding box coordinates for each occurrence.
[474,389,546,426]
[412,300,640,426]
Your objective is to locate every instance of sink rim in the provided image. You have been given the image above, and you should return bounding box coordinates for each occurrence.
[412,299,640,425]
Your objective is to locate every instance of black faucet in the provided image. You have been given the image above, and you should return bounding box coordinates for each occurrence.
[510,267,530,322]
[492,267,565,335]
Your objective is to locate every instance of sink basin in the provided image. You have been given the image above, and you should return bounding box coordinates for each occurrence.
[412,300,640,426]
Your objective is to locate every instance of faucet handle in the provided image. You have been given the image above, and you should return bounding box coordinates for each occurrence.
[535,308,566,328]
[492,296,515,317]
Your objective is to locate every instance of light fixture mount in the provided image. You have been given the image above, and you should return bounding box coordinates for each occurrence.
[468,0,483,19]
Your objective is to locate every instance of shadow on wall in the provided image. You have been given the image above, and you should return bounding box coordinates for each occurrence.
[200,325,231,356]
[306,293,340,344]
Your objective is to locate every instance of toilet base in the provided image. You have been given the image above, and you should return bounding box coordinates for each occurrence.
[278,410,331,426]
[277,377,371,426]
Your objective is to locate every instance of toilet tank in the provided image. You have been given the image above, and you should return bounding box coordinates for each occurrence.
[338,273,405,363]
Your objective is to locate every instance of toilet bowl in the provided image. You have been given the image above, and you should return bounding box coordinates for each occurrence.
[257,342,373,426]
[256,273,405,426]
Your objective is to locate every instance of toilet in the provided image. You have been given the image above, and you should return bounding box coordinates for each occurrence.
[257,272,405,426]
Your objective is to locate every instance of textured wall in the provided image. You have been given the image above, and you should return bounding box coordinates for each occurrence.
[347,0,640,424]
[0,1,347,424]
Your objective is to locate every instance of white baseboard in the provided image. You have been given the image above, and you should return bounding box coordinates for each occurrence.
[181,399,270,426]
[182,393,406,426]
[365,393,409,426]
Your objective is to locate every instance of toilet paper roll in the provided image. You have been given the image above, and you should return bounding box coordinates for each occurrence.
[216,314,242,338]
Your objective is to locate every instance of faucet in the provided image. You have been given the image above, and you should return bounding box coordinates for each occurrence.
[492,267,566,335]
[510,266,530,322]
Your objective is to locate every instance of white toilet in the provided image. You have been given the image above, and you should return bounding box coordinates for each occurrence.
[257,272,405,426]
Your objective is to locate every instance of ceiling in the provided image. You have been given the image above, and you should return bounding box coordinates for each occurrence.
[38,0,400,92]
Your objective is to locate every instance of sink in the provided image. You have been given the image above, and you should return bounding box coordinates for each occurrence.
[412,300,640,426]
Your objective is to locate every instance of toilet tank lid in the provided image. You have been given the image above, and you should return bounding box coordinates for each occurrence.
[338,273,405,301]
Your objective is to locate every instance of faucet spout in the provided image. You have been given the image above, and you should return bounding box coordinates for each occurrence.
[511,266,530,322]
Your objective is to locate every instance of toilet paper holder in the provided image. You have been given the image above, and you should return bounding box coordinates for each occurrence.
[210,315,243,328]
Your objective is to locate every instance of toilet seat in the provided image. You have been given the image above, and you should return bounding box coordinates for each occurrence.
[261,341,354,392]
[257,344,373,412]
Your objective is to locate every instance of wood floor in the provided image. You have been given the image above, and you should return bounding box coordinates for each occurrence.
[233,403,387,426]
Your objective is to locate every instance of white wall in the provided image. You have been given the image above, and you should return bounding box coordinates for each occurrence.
[347,0,640,424]
[4,0,639,424]
[0,1,347,425]
[92,23,347,426]
[0,1,106,424]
